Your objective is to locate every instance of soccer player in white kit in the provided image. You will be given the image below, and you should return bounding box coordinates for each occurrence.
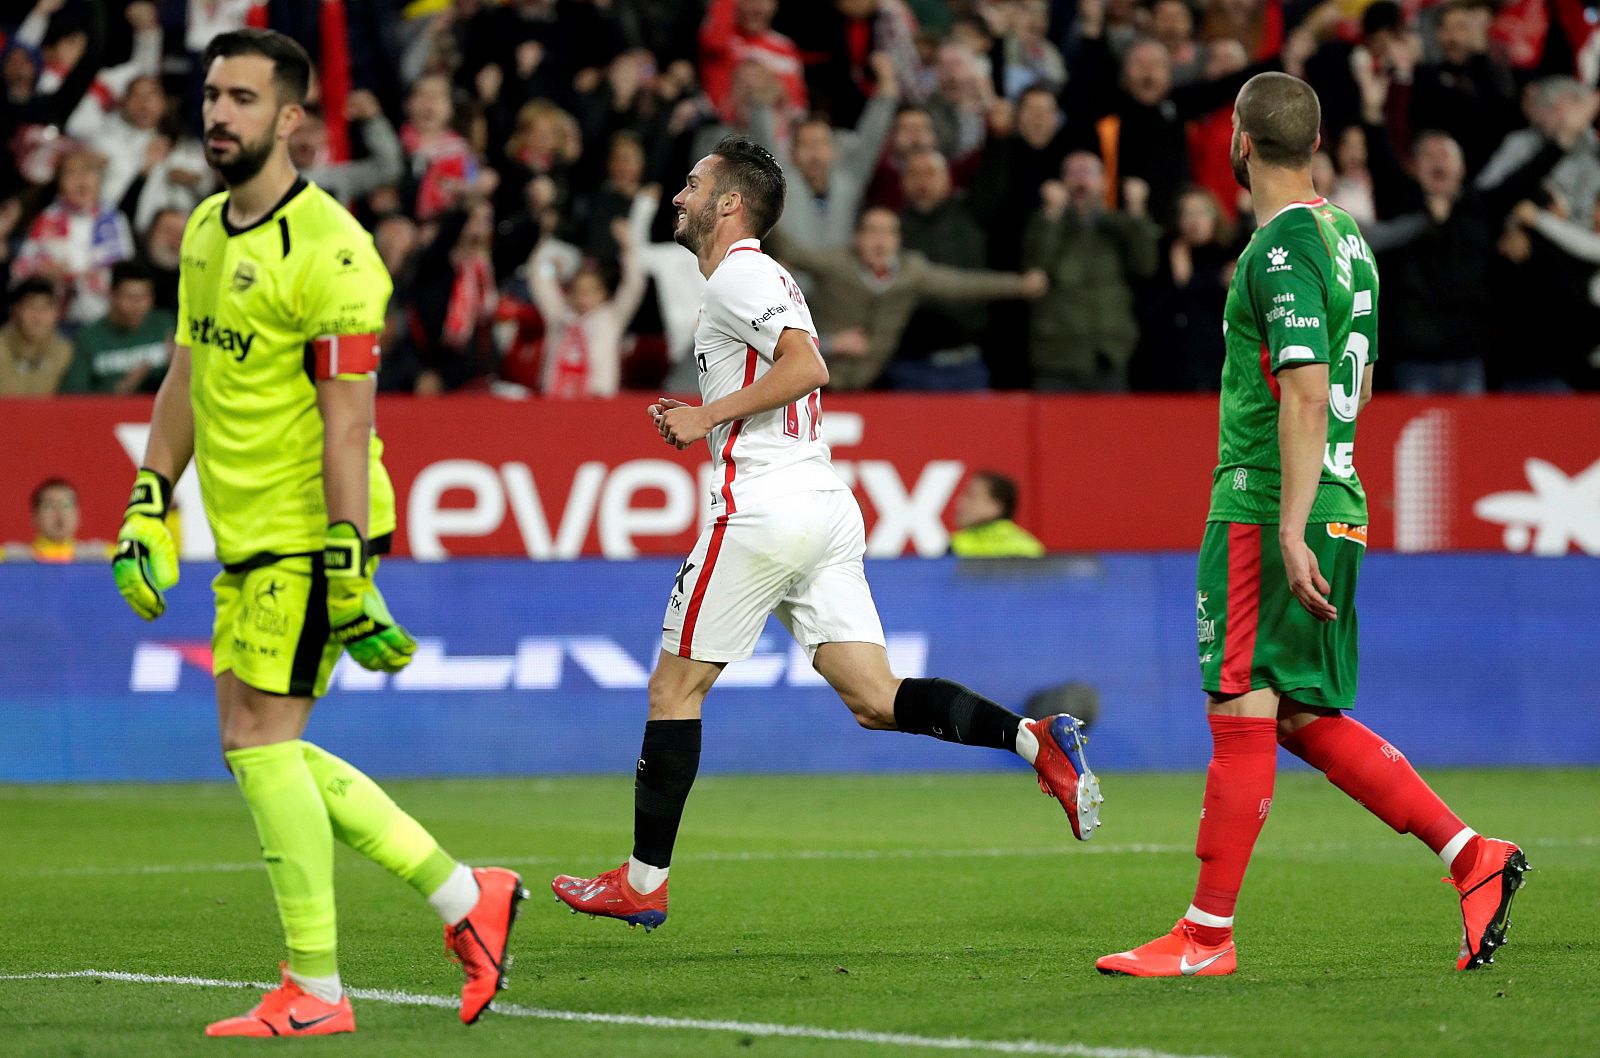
[552,138,1105,932]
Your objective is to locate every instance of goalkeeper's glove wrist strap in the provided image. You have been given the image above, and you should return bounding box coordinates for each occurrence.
[126,468,173,519]
[324,520,367,578]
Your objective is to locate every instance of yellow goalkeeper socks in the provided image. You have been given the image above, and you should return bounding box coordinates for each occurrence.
[299,741,469,916]
[225,741,338,980]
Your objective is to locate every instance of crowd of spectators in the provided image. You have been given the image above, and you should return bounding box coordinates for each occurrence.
[1,0,1597,399]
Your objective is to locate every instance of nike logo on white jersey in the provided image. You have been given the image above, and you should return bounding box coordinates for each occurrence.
[1179,948,1231,975]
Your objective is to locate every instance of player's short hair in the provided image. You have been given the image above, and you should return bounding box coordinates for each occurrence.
[203,28,312,107]
[1236,72,1321,169]
[30,477,75,512]
[111,260,154,290]
[975,471,1019,520]
[710,136,786,239]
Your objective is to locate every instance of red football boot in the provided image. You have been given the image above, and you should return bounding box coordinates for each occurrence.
[1450,837,1529,971]
[204,964,355,1037]
[446,867,529,1024]
[1026,713,1103,840]
[1096,920,1237,977]
[552,862,668,931]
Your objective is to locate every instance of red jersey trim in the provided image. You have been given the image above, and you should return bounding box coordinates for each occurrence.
[716,346,760,512]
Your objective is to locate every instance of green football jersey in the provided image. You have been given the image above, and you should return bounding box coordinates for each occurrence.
[176,179,395,567]
[1207,197,1378,525]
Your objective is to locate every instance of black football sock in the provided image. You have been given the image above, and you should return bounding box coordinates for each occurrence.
[631,719,702,872]
[892,677,1022,752]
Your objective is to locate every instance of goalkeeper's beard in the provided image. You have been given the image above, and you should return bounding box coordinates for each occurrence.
[205,126,276,188]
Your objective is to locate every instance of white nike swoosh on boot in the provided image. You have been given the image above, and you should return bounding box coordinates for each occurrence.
[1179,949,1231,975]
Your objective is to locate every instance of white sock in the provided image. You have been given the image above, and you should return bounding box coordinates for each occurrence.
[289,970,343,1004]
[427,862,480,925]
[1439,827,1478,871]
[1184,904,1234,929]
[628,855,669,895]
[1013,723,1040,765]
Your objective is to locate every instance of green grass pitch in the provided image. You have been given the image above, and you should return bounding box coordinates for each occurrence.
[1,769,1595,1058]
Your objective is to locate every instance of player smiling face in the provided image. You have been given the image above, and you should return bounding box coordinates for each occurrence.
[671,156,721,254]
[202,53,301,187]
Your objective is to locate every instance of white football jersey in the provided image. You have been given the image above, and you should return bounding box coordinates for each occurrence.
[693,238,848,513]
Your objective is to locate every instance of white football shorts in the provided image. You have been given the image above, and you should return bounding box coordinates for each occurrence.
[661,489,886,664]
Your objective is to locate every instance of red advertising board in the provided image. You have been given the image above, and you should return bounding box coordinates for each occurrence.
[3,395,1597,557]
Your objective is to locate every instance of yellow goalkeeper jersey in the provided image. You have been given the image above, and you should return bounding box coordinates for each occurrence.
[177,178,396,568]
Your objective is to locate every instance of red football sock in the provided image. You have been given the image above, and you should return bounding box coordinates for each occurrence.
[1279,715,1476,877]
[1190,715,1279,944]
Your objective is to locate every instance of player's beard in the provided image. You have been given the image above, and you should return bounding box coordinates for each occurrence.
[205,126,276,187]
[674,199,716,254]
[1230,129,1251,191]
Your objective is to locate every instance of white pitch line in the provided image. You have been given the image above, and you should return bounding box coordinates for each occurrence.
[0,970,1232,1058]
[7,834,1591,879]
[4,843,1189,878]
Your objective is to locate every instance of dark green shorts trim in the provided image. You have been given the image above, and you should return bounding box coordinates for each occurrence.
[1196,521,1365,709]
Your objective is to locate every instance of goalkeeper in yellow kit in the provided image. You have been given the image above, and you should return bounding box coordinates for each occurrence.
[111,29,523,1037]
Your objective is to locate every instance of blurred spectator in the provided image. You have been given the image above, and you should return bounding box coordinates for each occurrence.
[569,130,648,263]
[971,85,1076,269]
[1,478,110,563]
[402,74,480,221]
[61,3,165,210]
[1185,38,1250,221]
[925,39,995,160]
[769,206,1046,390]
[130,128,214,236]
[1067,0,1305,222]
[388,199,500,394]
[752,52,897,250]
[1151,0,1205,85]
[1134,185,1234,391]
[776,0,922,129]
[293,90,405,206]
[1200,0,1283,59]
[1406,0,1518,176]
[948,470,1045,557]
[866,103,951,212]
[13,149,135,328]
[527,218,647,398]
[1478,78,1600,222]
[1329,125,1376,225]
[0,279,71,396]
[61,261,172,395]
[138,206,186,313]
[1024,153,1161,392]
[998,0,1066,100]
[626,186,707,373]
[701,0,808,125]
[893,148,997,390]
[1509,197,1600,390]
[1360,60,1583,394]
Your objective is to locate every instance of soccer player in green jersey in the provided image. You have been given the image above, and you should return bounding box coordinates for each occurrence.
[1096,73,1527,978]
[110,30,524,1036]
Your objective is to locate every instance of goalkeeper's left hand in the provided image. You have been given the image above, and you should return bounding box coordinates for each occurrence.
[324,521,416,672]
[112,468,179,620]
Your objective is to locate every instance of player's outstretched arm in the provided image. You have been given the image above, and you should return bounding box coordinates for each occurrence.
[316,374,416,673]
[658,327,828,446]
[1277,362,1337,623]
[112,343,192,620]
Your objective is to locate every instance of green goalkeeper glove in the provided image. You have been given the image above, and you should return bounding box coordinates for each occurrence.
[112,468,179,620]
[325,521,416,672]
